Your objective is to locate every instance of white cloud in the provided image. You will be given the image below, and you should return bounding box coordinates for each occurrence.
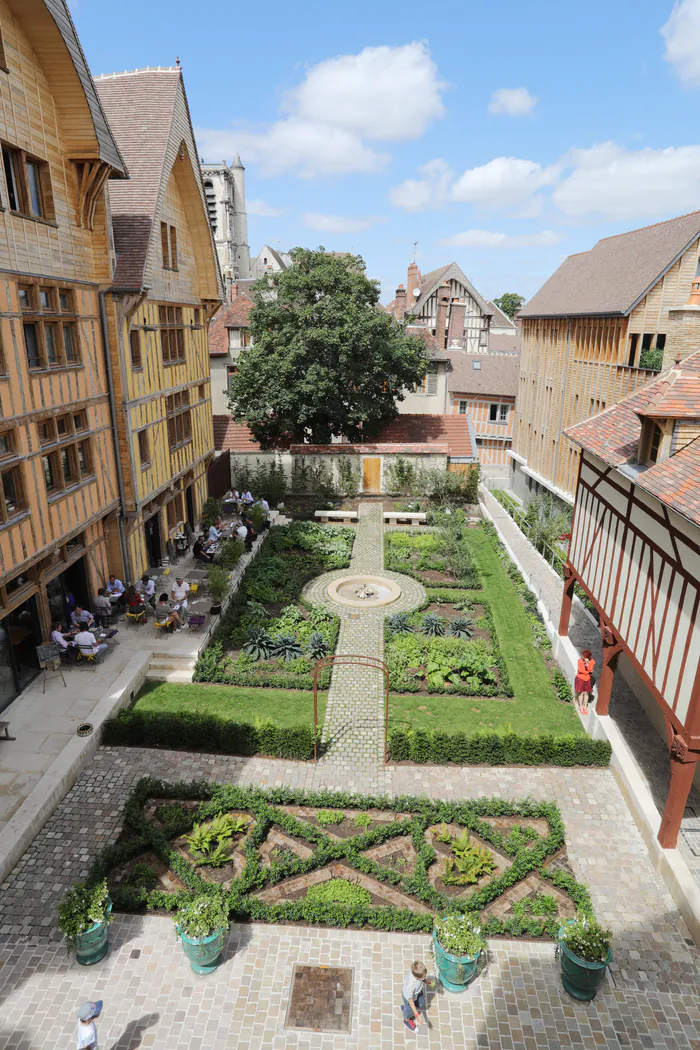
[661,0,700,86]
[196,42,445,179]
[451,157,560,214]
[438,229,562,248]
[553,141,700,219]
[247,199,283,217]
[388,158,454,212]
[302,212,383,234]
[488,87,537,116]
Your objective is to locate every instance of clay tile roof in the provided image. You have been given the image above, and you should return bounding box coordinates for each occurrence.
[485,300,517,329]
[405,325,450,363]
[94,68,182,289]
[375,414,475,459]
[446,351,520,397]
[209,296,254,356]
[566,349,700,526]
[520,210,700,318]
[213,417,261,452]
[488,331,522,355]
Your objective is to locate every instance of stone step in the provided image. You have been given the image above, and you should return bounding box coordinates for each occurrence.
[149,655,197,671]
[144,668,194,684]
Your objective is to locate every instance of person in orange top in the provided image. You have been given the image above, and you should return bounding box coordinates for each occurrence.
[575,648,595,714]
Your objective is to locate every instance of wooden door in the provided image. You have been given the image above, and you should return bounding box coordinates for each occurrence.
[362,457,381,492]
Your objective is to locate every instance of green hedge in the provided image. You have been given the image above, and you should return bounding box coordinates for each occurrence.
[387,727,611,766]
[85,778,597,941]
[103,709,318,761]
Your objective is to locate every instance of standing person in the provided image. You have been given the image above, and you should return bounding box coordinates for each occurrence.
[236,520,248,544]
[575,648,596,714]
[401,961,429,1032]
[76,1000,102,1049]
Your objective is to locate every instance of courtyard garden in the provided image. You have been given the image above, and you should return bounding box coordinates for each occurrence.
[89,778,595,941]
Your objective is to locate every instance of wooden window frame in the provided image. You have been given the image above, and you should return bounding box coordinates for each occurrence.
[138,429,151,469]
[1,141,54,222]
[166,389,192,449]
[129,328,142,369]
[169,225,178,270]
[0,429,13,459]
[0,463,24,524]
[38,414,94,496]
[18,280,81,371]
[488,402,509,424]
[158,304,186,366]
[457,400,468,415]
[161,222,170,269]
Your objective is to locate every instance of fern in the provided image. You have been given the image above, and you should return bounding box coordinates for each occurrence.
[441,830,496,885]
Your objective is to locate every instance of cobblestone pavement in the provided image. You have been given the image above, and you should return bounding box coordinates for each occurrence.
[480,488,700,884]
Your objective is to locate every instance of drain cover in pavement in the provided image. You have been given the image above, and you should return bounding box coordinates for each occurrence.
[285,964,353,1033]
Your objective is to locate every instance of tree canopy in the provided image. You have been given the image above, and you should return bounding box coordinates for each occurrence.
[227,248,430,447]
[493,292,525,319]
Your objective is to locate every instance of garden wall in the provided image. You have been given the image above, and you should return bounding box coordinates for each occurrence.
[231,448,447,495]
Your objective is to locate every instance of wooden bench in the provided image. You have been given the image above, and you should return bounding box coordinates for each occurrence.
[383,511,427,526]
[314,510,358,523]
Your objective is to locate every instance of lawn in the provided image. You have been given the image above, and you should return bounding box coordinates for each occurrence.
[388,689,581,736]
[134,682,327,729]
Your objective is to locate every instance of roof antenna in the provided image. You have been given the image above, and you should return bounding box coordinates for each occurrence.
[412,241,418,263]
[176,56,181,67]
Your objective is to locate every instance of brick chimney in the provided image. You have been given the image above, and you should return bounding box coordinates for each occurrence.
[447,299,466,349]
[395,284,407,321]
[435,283,450,349]
[406,262,421,312]
[664,278,700,369]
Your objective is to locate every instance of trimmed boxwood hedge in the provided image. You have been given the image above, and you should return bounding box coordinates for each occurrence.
[387,727,611,766]
[103,709,318,761]
[89,778,597,941]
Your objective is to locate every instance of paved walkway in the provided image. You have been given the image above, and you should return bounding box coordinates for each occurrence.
[480,487,700,884]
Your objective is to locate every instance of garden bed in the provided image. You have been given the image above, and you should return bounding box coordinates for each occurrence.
[94,779,596,940]
[385,527,481,589]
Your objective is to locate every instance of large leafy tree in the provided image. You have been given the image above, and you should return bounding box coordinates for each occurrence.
[493,292,525,319]
[227,248,430,447]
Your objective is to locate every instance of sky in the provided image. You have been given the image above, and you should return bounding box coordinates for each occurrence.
[71,0,700,304]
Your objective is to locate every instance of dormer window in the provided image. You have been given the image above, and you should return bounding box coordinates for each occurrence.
[639,417,671,466]
[648,424,662,464]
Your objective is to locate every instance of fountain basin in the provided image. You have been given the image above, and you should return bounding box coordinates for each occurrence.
[327,575,402,609]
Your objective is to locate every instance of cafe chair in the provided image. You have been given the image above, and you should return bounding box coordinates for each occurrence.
[187,613,206,632]
[154,616,175,634]
[76,643,107,670]
[36,643,67,693]
[125,606,147,628]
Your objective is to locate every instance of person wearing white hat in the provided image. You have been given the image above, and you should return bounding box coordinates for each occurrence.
[77,1000,102,1049]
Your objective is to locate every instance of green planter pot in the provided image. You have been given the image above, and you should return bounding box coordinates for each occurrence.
[74,902,112,966]
[558,924,612,1001]
[178,927,226,975]
[432,929,481,993]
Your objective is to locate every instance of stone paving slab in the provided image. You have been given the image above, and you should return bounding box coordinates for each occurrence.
[1,917,700,1050]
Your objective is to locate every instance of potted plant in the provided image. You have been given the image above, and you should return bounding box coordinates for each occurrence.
[432,913,487,992]
[174,893,230,975]
[207,565,230,616]
[57,879,113,966]
[557,913,612,1001]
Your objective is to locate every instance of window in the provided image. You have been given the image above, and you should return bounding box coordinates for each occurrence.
[656,334,667,351]
[167,494,184,529]
[18,280,80,370]
[73,411,87,432]
[38,419,55,444]
[76,441,90,476]
[198,383,206,400]
[42,452,58,492]
[193,308,201,326]
[479,329,488,347]
[159,305,186,365]
[627,332,639,367]
[137,429,150,467]
[488,403,509,423]
[0,465,23,523]
[458,400,468,415]
[226,365,237,390]
[472,359,481,370]
[166,389,191,447]
[161,222,170,269]
[2,143,51,219]
[422,365,438,395]
[648,424,662,465]
[0,430,13,458]
[169,226,178,270]
[641,333,653,352]
[129,329,142,368]
[60,445,76,485]
[37,413,93,495]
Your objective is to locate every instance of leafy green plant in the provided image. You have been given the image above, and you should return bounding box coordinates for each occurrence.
[186,813,248,865]
[271,634,304,662]
[57,879,112,944]
[315,809,346,827]
[207,565,231,605]
[123,862,158,889]
[353,813,373,830]
[434,914,487,957]
[243,628,273,660]
[514,893,558,918]
[448,616,475,639]
[306,878,371,907]
[387,612,413,636]
[174,893,229,941]
[559,913,612,964]
[504,825,538,853]
[420,613,446,637]
[306,632,328,661]
[218,538,245,570]
[441,830,496,885]
[436,822,452,844]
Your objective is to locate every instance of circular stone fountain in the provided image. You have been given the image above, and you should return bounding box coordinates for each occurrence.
[326,574,402,609]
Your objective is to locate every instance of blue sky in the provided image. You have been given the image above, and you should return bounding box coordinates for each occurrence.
[72,0,700,302]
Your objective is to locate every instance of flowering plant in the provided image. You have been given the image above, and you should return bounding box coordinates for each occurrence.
[57,879,112,944]
[434,913,487,957]
[174,893,229,941]
[559,913,612,964]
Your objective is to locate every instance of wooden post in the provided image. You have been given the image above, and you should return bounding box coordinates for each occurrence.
[596,626,622,718]
[558,565,575,637]
[658,751,696,849]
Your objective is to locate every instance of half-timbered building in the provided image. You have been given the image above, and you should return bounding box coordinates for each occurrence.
[512,211,700,504]
[0,0,127,707]
[560,348,700,848]
[95,68,223,580]
[446,351,520,480]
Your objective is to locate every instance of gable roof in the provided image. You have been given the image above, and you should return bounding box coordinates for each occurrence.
[566,349,700,527]
[446,351,520,397]
[486,300,517,330]
[520,211,700,319]
[95,68,221,297]
[209,295,254,356]
[11,0,127,176]
[375,414,475,459]
[488,331,521,355]
[213,417,261,452]
[410,262,492,318]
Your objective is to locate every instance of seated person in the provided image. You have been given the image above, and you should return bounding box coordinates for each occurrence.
[155,594,184,632]
[74,626,108,657]
[71,605,95,630]
[124,585,146,613]
[50,621,74,658]
[236,521,248,542]
[193,536,214,564]
[106,574,126,607]
[137,575,156,609]
[241,488,253,504]
[171,577,190,611]
[208,518,223,542]
[93,588,113,625]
